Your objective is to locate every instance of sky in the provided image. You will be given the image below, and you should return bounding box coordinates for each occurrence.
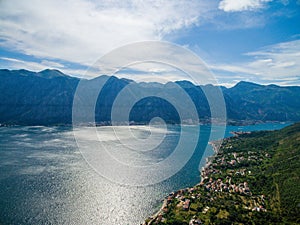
[0,0,300,86]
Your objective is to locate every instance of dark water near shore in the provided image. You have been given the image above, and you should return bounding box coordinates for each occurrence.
[0,123,290,224]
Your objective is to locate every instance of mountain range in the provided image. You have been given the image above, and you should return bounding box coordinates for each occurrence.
[0,69,300,126]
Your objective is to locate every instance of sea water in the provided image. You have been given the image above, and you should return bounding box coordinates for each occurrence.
[0,123,290,224]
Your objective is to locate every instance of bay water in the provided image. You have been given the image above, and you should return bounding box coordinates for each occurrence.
[0,123,290,224]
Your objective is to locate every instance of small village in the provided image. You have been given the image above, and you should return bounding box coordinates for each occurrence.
[143,134,272,225]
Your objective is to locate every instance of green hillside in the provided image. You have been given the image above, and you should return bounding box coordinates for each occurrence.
[145,122,300,225]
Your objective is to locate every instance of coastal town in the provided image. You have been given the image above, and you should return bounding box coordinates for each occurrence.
[143,131,279,225]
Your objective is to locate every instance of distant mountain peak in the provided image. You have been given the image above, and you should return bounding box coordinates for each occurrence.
[38,69,70,79]
[175,80,195,88]
[14,69,34,76]
[234,81,262,87]
[267,84,280,88]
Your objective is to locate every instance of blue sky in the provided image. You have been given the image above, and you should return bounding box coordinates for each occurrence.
[0,0,299,86]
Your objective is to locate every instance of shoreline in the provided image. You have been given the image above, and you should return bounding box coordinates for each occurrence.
[143,139,222,225]
[142,199,168,225]
[140,123,299,224]
[0,120,292,128]
[200,140,222,183]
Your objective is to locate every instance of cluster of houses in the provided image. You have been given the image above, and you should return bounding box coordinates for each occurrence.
[198,143,270,213]
[143,138,270,224]
[183,199,191,211]
[189,216,202,224]
[167,188,193,210]
[204,150,266,172]
[144,188,195,225]
[200,177,252,195]
[230,131,251,137]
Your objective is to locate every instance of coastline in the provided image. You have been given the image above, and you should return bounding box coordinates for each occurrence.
[141,124,295,224]
[142,199,168,225]
[200,140,222,182]
[143,139,222,225]
[142,123,292,225]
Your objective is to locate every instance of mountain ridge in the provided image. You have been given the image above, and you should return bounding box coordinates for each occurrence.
[1,69,300,125]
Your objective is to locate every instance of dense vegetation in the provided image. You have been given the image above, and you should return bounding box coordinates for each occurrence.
[1,69,300,125]
[145,122,300,224]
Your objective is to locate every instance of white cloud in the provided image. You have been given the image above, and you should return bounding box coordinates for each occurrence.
[79,41,216,85]
[210,40,300,85]
[40,60,65,69]
[114,62,190,84]
[218,0,272,12]
[0,57,88,77]
[0,0,214,66]
[1,57,54,71]
[1,0,297,87]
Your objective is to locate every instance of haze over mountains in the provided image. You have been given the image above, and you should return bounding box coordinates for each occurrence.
[1,69,300,126]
